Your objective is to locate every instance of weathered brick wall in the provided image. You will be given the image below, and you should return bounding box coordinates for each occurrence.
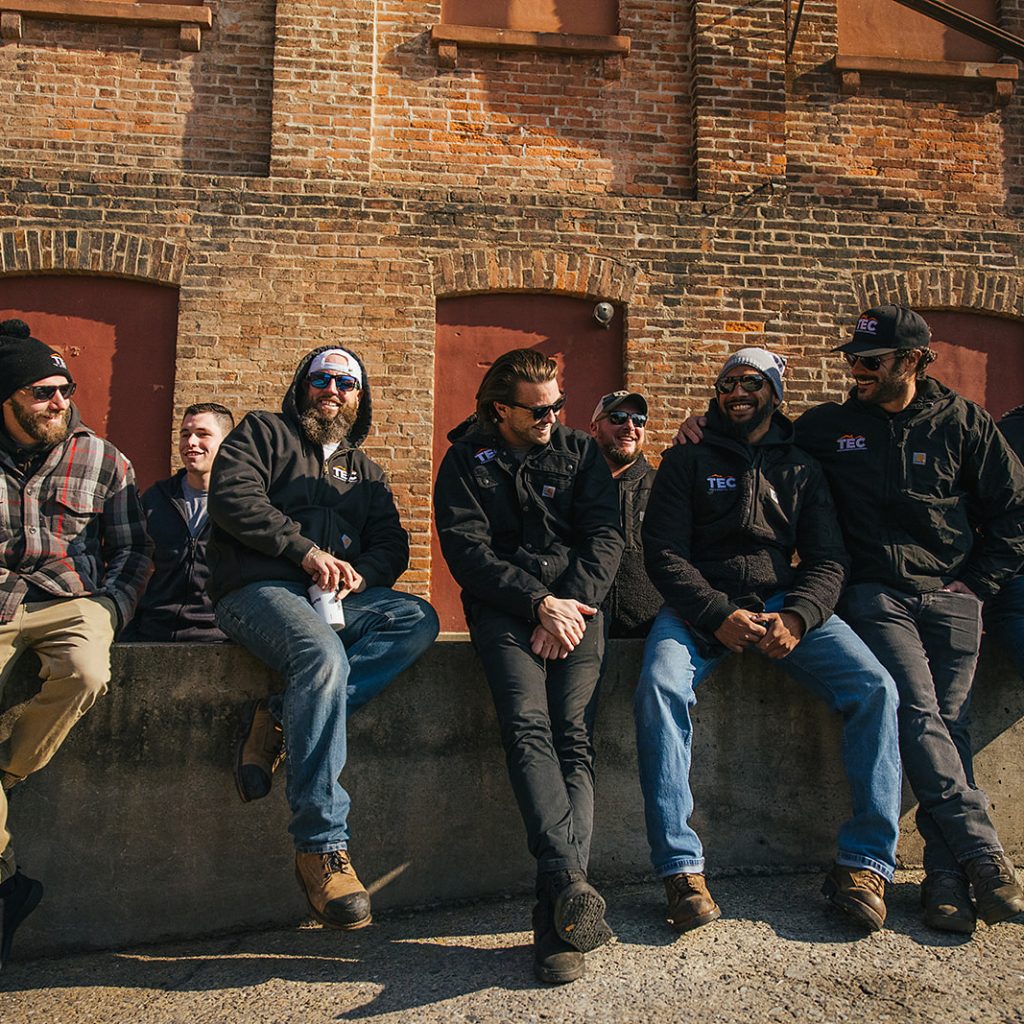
[1,0,1023,598]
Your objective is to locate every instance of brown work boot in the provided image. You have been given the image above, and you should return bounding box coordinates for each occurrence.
[532,896,584,984]
[663,873,721,932]
[235,699,284,803]
[822,864,886,932]
[295,850,372,930]
[964,853,1024,925]
[921,873,976,934]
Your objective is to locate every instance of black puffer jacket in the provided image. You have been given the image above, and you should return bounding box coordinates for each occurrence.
[796,378,1024,598]
[207,346,409,602]
[434,416,624,621]
[128,469,225,642]
[605,454,662,639]
[643,402,849,638]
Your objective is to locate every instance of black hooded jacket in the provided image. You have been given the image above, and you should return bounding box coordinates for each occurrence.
[207,346,409,602]
[433,416,624,622]
[643,402,849,639]
[1000,403,1024,462]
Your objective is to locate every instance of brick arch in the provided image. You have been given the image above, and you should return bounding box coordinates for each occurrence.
[852,268,1024,320]
[0,229,185,285]
[432,249,640,302]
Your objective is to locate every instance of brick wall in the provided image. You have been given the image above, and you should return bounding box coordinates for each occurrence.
[1,0,1023,598]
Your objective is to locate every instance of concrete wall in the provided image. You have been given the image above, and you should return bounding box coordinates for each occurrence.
[3,639,1023,956]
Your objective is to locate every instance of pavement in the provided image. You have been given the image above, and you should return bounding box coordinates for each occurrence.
[1,870,1022,1024]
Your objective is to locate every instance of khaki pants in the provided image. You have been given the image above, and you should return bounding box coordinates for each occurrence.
[0,596,116,883]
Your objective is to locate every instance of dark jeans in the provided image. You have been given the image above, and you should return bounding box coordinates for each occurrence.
[469,604,605,876]
[840,583,1003,876]
[985,574,1024,679]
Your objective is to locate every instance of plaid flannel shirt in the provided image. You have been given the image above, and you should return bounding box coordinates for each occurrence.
[0,420,153,627]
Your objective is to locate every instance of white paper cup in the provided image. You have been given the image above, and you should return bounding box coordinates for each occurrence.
[308,584,346,626]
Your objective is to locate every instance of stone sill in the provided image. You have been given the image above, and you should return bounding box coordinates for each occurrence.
[834,54,1018,105]
[0,0,213,51]
[431,23,631,79]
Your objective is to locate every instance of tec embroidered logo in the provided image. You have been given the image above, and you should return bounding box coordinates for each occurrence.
[50,353,68,369]
[707,474,737,493]
[856,316,878,335]
[474,448,497,464]
[836,434,867,452]
[333,467,359,482]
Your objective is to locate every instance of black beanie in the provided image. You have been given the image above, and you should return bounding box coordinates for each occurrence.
[0,319,73,405]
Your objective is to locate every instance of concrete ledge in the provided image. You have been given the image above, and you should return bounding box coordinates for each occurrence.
[1,639,1022,956]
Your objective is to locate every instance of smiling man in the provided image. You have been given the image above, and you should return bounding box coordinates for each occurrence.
[637,347,902,936]
[207,346,438,932]
[434,349,624,985]
[0,319,151,969]
[127,403,235,642]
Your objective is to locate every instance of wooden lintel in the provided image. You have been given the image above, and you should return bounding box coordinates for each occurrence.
[431,23,631,59]
[2,0,212,29]
[833,54,1018,106]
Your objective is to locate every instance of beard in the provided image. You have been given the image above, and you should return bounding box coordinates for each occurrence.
[11,401,71,446]
[300,398,358,446]
[601,439,641,468]
[720,400,772,441]
[859,375,911,407]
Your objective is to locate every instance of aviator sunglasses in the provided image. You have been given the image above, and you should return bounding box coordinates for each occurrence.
[506,395,567,421]
[843,352,899,372]
[23,382,77,401]
[714,374,767,395]
[307,372,360,392]
[605,410,648,428]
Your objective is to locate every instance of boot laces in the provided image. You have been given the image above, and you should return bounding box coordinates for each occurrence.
[849,868,885,897]
[322,851,353,878]
[668,873,707,895]
[970,856,1010,883]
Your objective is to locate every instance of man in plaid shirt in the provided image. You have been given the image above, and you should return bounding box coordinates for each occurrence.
[0,319,151,970]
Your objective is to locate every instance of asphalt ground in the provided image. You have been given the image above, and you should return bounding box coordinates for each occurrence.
[1,870,1022,1024]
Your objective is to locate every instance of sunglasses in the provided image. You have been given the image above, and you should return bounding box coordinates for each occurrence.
[506,395,567,421]
[714,375,767,395]
[308,372,359,392]
[23,382,76,401]
[843,352,899,372]
[605,410,647,428]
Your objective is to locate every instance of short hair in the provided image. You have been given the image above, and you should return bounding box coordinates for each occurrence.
[476,349,559,426]
[182,402,235,434]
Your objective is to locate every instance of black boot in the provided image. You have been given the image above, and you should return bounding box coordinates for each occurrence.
[0,870,43,971]
[532,894,584,984]
[542,868,612,953]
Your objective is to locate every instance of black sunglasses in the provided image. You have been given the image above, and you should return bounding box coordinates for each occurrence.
[606,410,647,427]
[843,352,900,372]
[506,395,567,420]
[714,375,766,395]
[23,382,76,401]
[308,372,360,392]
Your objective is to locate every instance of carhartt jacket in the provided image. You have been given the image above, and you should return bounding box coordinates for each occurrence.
[795,378,1024,598]
[207,346,409,602]
[999,403,1024,462]
[643,402,849,638]
[0,407,152,627]
[433,416,624,621]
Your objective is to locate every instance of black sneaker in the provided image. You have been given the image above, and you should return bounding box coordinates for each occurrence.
[0,871,43,971]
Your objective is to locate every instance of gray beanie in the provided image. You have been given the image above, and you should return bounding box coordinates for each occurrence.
[720,347,787,401]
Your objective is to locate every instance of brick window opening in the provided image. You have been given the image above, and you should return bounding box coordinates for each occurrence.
[441,0,618,37]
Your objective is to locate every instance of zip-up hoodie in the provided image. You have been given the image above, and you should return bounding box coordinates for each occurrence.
[207,346,409,602]
[643,401,849,640]
[796,377,1024,598]
[433,415,624,622]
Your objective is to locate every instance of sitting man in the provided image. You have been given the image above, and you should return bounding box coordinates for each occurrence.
[0,319,151,969]
[637,347,902,934]
[208,346,439,931]
[127,403,234,642]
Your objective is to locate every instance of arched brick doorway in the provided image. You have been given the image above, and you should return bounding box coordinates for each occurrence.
[432,293,624,632]
[0,277,179,490]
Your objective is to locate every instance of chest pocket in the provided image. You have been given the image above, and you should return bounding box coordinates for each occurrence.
[49,484,104,549]
[524,467,574,516]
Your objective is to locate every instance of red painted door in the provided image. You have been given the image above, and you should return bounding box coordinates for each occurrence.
[433,293,623,632]
[921,311,1024,419]
[0,277,179,490]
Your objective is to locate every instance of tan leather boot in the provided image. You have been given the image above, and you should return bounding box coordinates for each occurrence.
[234,699,284,803]
[822,863,886,931]
[295,850,372,930]
[663,872,721,932]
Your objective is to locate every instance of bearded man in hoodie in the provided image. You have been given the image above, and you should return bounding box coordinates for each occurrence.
[208,346,438,932]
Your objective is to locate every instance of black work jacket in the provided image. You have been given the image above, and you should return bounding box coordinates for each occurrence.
[605,454,662,638]
[643,403,849,638]
[796,378,1024,598]
[433,417,624,622]
[129,470,225,642]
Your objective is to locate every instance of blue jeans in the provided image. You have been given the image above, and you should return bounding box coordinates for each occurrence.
[216,582,439,853]
[985,574,1024,679]
[634,596,902,881]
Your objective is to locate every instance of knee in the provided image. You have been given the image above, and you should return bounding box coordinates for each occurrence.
[634,665,694,718]
[68,664,110,708]
[406,595,440,645]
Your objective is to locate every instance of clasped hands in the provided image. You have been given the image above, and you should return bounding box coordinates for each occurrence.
[713,607,804,659]
[530,595,597,660]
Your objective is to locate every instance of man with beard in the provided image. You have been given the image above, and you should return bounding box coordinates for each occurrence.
[0,319,151,969]
[637,347,902,934]
[208,346,439,931]
[677,308,1024,934]
[589,391,662,638]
